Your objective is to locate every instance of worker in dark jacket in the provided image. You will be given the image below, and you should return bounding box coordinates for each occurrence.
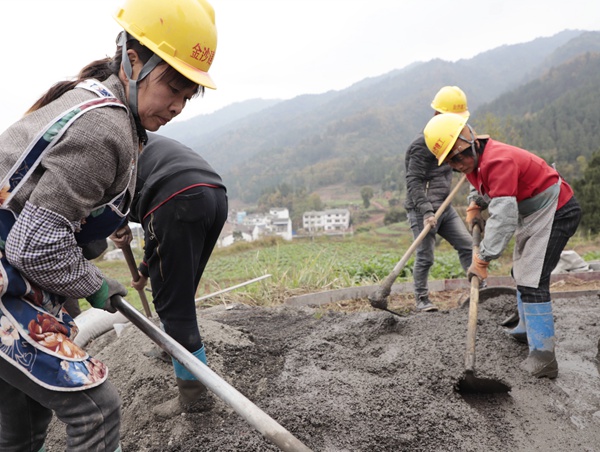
[404,86,473,311]
[111,132,227,418]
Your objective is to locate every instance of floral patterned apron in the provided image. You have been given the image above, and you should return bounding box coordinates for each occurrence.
[0,80,134,391]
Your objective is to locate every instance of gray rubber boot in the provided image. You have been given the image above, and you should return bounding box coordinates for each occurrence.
[153,378,214,419]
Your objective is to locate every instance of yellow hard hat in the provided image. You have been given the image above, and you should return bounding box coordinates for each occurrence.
[423,113,469,165]
[114,0,217,89]
[431,86,469,116]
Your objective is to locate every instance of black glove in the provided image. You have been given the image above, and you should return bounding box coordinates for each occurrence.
[86,277,128,313]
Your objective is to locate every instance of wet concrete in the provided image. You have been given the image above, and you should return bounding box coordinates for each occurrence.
[45,291,600,451]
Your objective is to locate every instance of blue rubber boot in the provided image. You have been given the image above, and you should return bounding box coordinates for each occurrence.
[172,345,207,380]
[519,302,558,379]
[505,290,527,343]
[153,346,213,418]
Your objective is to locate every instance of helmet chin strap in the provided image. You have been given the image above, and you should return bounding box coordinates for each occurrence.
[458,124,479,168]
[119,31,163,137]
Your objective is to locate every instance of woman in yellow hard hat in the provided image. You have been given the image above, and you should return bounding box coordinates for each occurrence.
[0,1,217,450]
[424,113,581,380]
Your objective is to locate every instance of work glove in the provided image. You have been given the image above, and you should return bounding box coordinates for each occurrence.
[467,254,490,282]
[86,277,128,313]
[423,213,437,229]
[465,204,485,233]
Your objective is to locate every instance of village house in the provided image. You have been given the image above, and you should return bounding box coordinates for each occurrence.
[218,208,293,247]
[302,209,351,235]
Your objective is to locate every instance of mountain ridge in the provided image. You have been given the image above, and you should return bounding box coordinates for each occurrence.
[158,29,599,204]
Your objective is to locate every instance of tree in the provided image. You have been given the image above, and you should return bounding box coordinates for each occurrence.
[572,150,600,233]
[388,197,400,208]
[360,186,374,209]
[291,193,324,229]
[472,112,523,147]
[384,208,406,225]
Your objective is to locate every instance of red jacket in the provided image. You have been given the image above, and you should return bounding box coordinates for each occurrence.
[466,139,573,209]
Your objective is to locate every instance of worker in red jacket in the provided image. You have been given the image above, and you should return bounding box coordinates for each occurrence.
[423,113,581,379]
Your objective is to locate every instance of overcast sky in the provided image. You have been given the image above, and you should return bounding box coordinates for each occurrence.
[0,0,597,131]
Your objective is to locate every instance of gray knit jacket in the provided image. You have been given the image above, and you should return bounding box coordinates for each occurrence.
[0,75,139,298]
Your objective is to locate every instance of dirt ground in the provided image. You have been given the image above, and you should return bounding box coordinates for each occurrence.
[45,287,600,451]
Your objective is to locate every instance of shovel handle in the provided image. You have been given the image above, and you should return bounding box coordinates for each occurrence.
[472,223,482,249]
[122,244,153,318]
[370,174,468,303]
[465,224,481,372]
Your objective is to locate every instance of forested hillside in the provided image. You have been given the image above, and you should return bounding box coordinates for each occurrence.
[160,30,599,205]
[476,51,600,183]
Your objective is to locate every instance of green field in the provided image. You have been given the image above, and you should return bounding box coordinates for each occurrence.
[90,224,598,315]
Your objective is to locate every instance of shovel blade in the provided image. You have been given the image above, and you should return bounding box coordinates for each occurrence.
[458,370,511,394]
[368,293,389,310]
[382,307,406,317]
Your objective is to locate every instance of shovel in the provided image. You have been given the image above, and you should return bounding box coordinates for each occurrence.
[122,244,153,318]
[457,224,511,394]
[369,174,467,310]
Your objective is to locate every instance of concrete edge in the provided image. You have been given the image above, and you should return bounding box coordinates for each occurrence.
[284,271,600,308]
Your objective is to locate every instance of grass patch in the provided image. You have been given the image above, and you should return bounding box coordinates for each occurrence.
[73,230,600,314]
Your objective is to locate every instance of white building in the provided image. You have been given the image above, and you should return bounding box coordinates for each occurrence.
[219,229,253,247]
[269,208,289,220]
[219,208,293,246]
[268,208,293,240]
[302,209,351,233]
[238,208,292,241]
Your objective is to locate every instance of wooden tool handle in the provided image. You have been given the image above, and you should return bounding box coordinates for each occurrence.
[371,174,468,303]
[465,224,481,372]
[123,245,153,318]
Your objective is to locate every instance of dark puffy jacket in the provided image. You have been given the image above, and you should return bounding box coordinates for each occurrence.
[403,133,453,216]
[129,132,226,225]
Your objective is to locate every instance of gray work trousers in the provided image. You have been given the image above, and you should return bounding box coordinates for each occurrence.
[0,357,121,451]
[407,206,472,302]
